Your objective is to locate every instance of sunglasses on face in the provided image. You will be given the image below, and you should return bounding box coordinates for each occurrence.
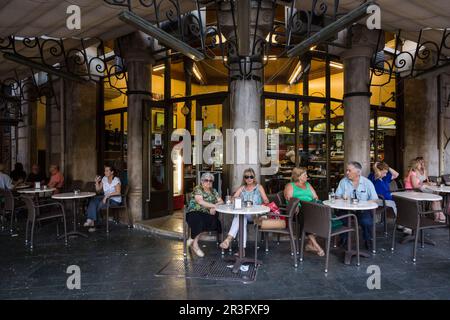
[203,179,213,183]
[244,175,255,179]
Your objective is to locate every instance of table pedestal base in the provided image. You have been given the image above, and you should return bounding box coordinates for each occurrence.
[400,235,436,246]
[224,256,262,274]
[344,250,370,265]
[58,231,88,239]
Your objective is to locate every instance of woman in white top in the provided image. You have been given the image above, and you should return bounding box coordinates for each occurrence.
[84,165,122,231]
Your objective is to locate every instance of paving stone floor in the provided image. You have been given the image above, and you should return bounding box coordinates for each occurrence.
[1,218,450,300]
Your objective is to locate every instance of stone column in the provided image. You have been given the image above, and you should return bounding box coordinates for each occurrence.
[118,32,153,223]
[16,78,37,172]
[219,1,272,192]
[341,25,381,176]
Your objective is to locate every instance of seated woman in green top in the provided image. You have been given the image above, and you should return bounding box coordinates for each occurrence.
[284,167,324,256]
[186,172,224,257]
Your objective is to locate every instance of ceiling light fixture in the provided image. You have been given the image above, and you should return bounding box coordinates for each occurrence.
[192,63,205,85]
[330,61,343,69]
[288,61,302,85]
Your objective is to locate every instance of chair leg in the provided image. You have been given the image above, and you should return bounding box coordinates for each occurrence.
[295,219,300,255]
[413,229,419,263]
[391,220,396,251]
[372,210,376,254]
[106,207,109,234]
[62,213,68,246]
[299,230,305,262]
[265,232,269,252]
[254,224,258,267]
[383,208,388,236]
[420,229,424,248]
[183,223,187,258]
[10,210,15,235]
[325,238,330,273]
[56,221,60,237]
[277,233,280,245]
[126,206,133,229]
[25,219,29,246]
[289,224,297,267]
[355,221,360,266]
[30,218,36,250]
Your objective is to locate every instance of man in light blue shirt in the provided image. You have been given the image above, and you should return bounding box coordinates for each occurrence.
[0,163,14,190]
[335,161,378,250]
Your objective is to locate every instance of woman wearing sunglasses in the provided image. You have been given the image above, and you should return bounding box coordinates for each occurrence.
[220,168,269,254]
[186,172,224,257]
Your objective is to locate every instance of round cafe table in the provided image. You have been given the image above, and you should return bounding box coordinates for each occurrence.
[323,199,378,263]
[17,187,56,194]
[215,204,269,275]
[52,192,96,238]
[422,185,450,217]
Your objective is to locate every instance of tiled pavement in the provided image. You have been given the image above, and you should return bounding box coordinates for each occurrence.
[1,219,450,300]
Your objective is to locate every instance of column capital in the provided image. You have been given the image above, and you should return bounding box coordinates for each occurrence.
[117,31,155,64]
[340,25,383,60]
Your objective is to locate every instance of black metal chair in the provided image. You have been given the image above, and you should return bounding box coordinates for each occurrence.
[391,195,449,262]
[376,194,391,236]
[100,184,132,233]
[256,197,300,267]
[21,195,67,250]
[182,193,224,258]
[299,200,360,273]
[442,174,450,186]
[0,188,24,235]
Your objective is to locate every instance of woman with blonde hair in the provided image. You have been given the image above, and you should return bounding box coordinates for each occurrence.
[405,158,445,222]
[219,168,269,254]
[284,167,324,256]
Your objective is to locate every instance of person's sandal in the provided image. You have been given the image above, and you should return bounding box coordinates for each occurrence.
[305,243,317,253]
[191,245,205,257]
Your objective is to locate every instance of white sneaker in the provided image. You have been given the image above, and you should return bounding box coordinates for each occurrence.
[83,219,94,227]
[403,228,412,235]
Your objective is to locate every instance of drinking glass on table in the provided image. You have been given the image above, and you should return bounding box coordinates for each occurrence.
[436,177,442,189]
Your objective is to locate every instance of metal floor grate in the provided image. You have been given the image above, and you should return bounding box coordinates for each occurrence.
[155,257,258,283]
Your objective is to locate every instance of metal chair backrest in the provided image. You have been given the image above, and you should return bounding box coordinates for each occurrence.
[393,195,419,229]
[428,176,438,183]
[389,180,398,192]
[83,181,96,192]
[285,197,300,221]
[69,180,84,191]
[276,190,287,207]
[442,174,450,185]
[299,200,331,238]
[0,188,14,211]
[21,196,36,221]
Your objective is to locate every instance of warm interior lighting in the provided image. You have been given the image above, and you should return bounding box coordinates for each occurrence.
[152,64,165,72]
[215,33,227,44]
[265,33,277,44]
[310,45,317,51]
[330,61,343,69]
[193,63,204,84]
[263,56,277,61]
[288,61,302,85]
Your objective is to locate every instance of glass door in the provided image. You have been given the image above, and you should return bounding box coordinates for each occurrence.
[143,100,173,219]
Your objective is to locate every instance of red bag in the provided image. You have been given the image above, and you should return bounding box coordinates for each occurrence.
[263,202,285,220]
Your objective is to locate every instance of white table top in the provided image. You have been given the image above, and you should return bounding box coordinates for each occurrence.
[52,192,96,200]
[423,185,450,194]
[215,204,270,215]
[14,184,33,190]
[323,199,378,211]
[392,191,442,201]
[17,188,56,194]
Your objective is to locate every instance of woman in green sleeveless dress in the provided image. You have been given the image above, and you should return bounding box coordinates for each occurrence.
[284,167,324,256]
